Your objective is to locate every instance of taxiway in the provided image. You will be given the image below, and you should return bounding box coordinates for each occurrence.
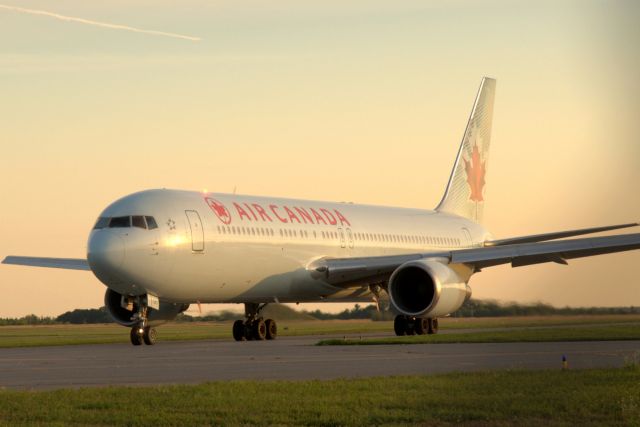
[1,335,638,390]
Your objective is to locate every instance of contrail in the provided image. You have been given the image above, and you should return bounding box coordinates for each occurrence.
[0,4,201,42]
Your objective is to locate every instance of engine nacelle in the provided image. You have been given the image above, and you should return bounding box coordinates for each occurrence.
[104,288,189,326]
[388,259,471,318]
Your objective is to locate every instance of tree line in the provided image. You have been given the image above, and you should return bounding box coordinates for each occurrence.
[1,300,639,325]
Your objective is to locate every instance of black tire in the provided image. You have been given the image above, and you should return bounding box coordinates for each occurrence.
[245,323,254,341]
[130,327,143,346]
[428,318,439,335]
[394,315,407,336]
[232,320,245,341]
[252,318,267,340]
[143,327,157,345]
[415,318,429,335]
[265,319,277,340]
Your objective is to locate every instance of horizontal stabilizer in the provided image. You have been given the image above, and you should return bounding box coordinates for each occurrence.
[2,256,90,271]
[484,223,639,247]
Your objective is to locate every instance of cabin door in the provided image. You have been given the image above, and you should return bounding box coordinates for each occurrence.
[345,228,354,249]
[337,227,346,248]
[461,228,472,247]
[185,210,205,252]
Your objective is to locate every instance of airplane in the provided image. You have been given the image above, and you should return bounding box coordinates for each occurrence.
[3,77,640,346]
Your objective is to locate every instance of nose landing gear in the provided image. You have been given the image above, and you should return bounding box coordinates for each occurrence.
[232,303,278,341]
[128,297,157,346]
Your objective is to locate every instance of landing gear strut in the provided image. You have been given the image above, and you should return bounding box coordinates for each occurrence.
[394,315,438,336]
[232,303,278,341]
[128,296,157,346]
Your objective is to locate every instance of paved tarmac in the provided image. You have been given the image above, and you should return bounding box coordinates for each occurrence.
[1,335,638,390]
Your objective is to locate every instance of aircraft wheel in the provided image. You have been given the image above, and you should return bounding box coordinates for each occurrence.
[143,327,157,345]
[415,318,429,335]
[244,322,255,340]
[405,317,416,335]
[252,318,267,341]
[265,319,277,340]
[394,315,407,336]
[232,320,246,341]
[428,318,439,335]
[130,327,143,346]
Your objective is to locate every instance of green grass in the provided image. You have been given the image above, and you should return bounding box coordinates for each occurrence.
[0,368,639,426]
[2,315,640,348]
[0,320,394,348]
[317,323,640,346]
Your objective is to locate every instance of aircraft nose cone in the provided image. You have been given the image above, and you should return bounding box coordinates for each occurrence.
[87,231,125,284]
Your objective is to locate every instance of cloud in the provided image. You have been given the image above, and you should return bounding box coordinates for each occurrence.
[0,4,201,42]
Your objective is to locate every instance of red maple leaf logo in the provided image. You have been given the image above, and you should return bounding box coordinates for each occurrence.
[205,197,232,224]
[463,143,486,202]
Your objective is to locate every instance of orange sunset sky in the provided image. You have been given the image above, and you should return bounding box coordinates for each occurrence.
[0,0,638,317]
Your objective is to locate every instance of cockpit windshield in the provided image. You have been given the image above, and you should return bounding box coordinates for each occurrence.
[109,216,131,228]
[93,217,110,229]
[93,216,158,230]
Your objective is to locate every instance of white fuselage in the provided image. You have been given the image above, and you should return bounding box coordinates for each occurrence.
[87,189,490,304]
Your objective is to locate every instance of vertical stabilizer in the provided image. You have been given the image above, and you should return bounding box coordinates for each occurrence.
[436,77,496,224]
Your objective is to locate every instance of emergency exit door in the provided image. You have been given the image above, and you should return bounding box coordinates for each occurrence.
[185,210,204,252]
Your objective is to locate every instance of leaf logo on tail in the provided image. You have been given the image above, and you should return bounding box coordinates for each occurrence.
[464,141,486,202]
[206,197,232,224]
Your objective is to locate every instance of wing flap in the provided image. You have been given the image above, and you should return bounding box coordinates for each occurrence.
[2,256,90,271]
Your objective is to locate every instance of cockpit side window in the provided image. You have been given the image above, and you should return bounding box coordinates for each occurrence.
[93,217,110,229]
[145,216,158,230]
[109,216,131,228]
[132,216,146,229]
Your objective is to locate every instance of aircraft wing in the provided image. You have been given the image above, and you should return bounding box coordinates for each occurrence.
[2,256,90,271]
[452,232,640,268]
[483,223,638,246]
[309,232,640,287]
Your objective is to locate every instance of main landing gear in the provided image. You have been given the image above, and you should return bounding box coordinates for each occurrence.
[232,303,278,341]
[128,297,157,346]
[394,315,438,336]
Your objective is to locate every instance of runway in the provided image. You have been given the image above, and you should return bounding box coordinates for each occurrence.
[1,334,639,390]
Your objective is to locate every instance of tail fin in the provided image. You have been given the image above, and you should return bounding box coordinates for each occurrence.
[436,77,496,224]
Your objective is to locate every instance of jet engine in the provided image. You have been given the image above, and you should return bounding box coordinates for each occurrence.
[388,259,472,318]
[104,288,189,326]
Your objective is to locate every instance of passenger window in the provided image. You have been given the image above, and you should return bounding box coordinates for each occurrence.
[93,217,110,229]
[109,216,130,228]
[145,216,158,230]
[132,216,146,229]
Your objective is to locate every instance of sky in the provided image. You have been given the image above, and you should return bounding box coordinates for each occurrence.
[0,0,638,317]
